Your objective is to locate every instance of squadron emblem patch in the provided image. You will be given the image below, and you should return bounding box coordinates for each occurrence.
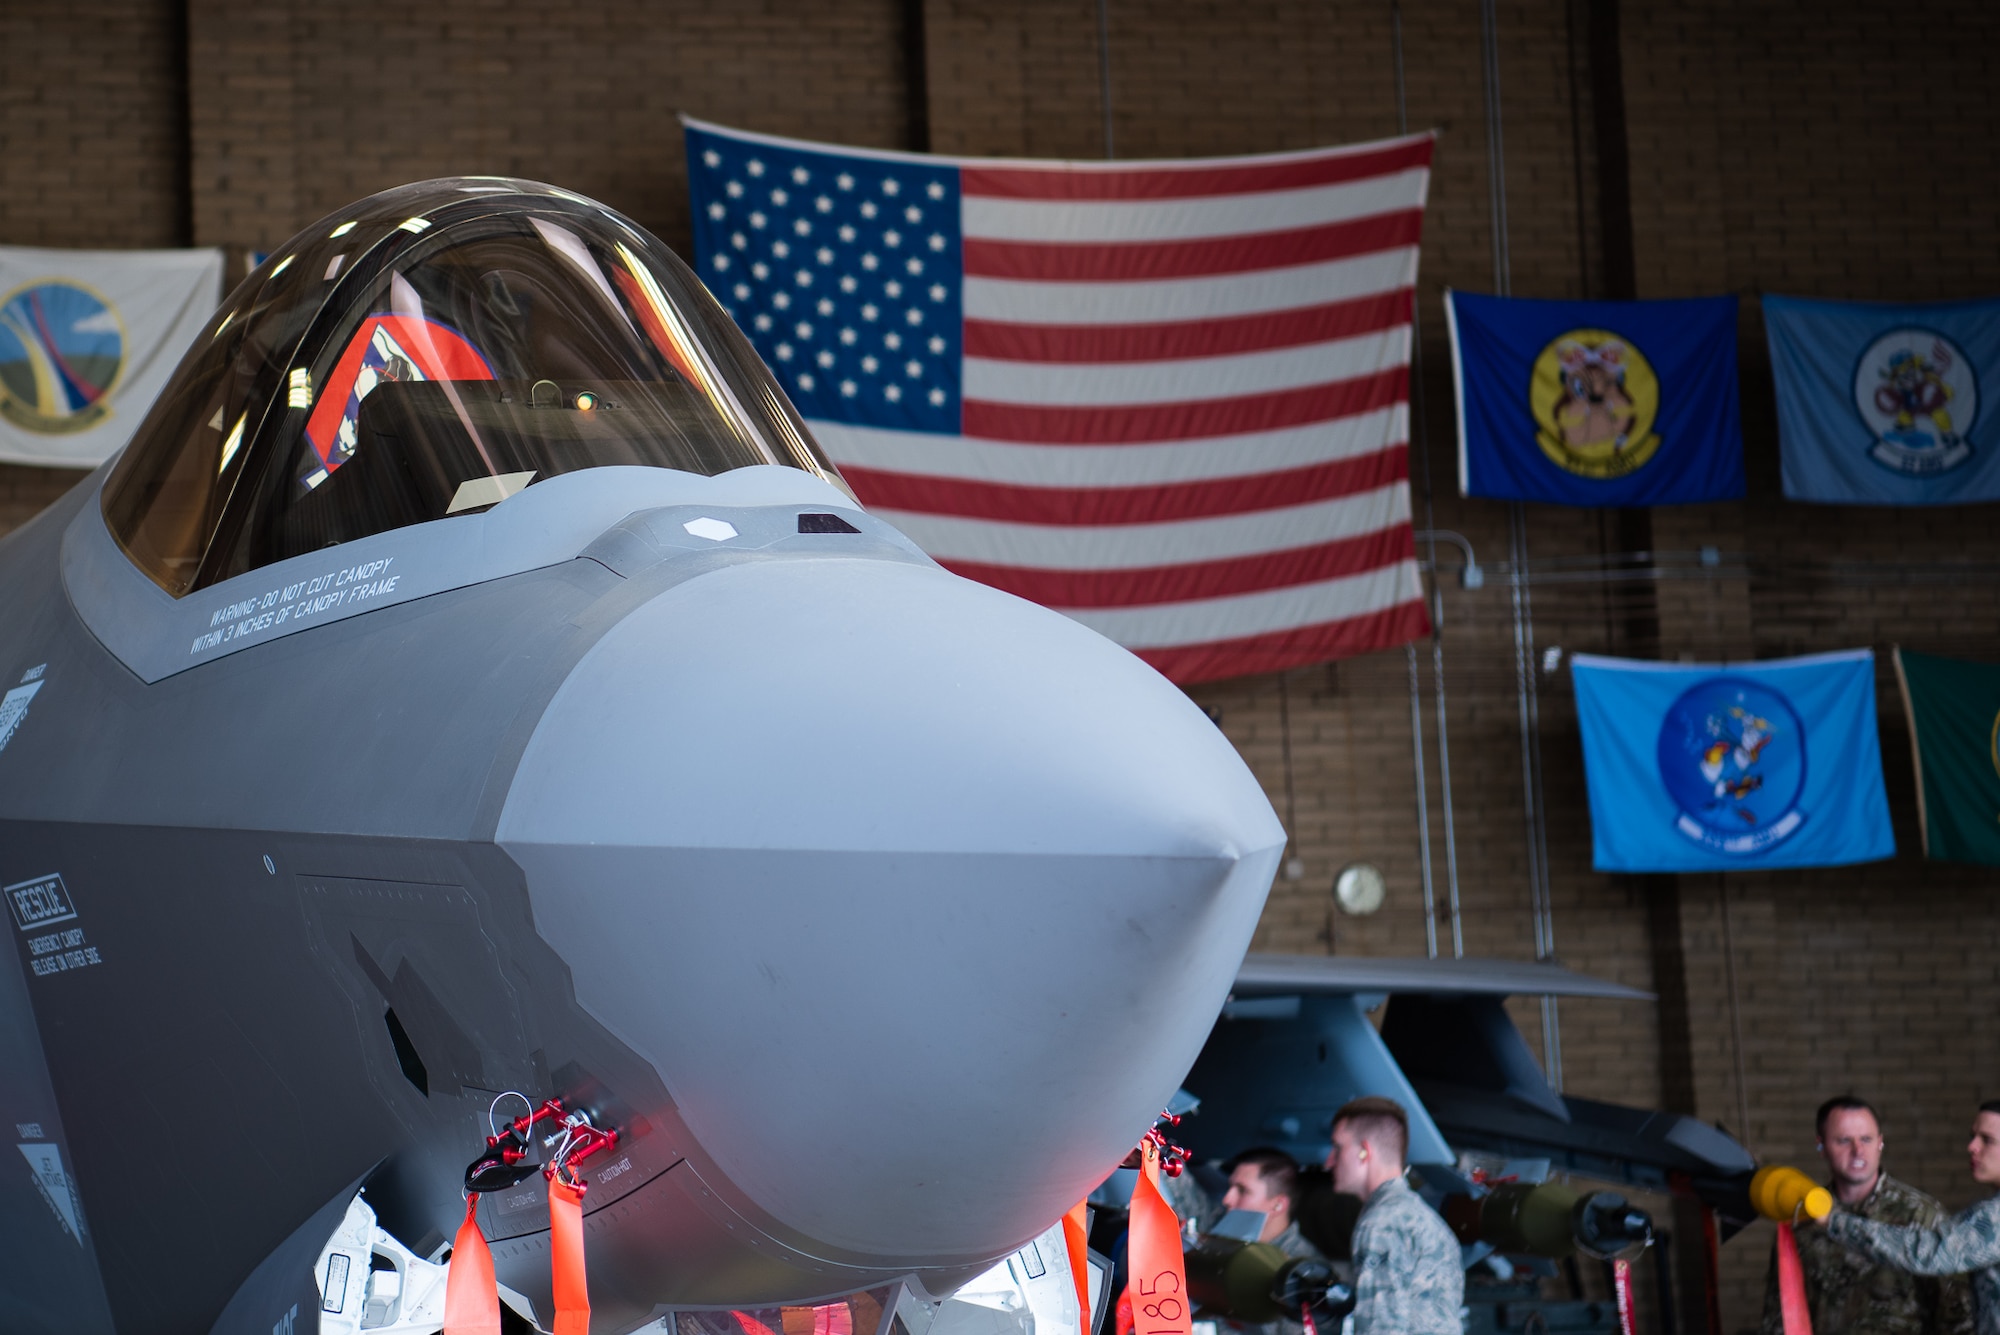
[0,281,124,434]
[1854,327,1978,476]
[1528,327,1663,479]
[1656,677,1808,855]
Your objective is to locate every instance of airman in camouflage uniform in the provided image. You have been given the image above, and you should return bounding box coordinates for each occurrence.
[1347,1176,1463,1335]
[1760,1172,1975,1335]
[1823,1103,2000,1335]
[1324,1096,1462,1335]
[1214,1148,1330,1335]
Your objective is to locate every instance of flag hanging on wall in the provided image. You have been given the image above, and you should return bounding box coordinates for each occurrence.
[1765,294,2000,504]
[683,117,1434,683]
[1447,291,1744,506]
[1570,650,1894,872]
[0,245,224,468]
[1891,648,2000,864]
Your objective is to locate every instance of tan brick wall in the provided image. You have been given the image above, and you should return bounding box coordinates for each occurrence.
[0,0,187,523]
[187,0,915,255]
[5,6,2000,1332]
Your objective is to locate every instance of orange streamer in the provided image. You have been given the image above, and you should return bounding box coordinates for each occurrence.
[443,1195,501,1335]
[1063,1199,1092,1330]
[551,1177,591,1335]
[1122,1143,1191,1335]
[1776,1221,1814,1335]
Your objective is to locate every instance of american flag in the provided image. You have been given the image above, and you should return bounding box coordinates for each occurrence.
[683,117,1433,683]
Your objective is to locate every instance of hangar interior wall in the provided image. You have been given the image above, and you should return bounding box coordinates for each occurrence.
[5,2,1998,1329]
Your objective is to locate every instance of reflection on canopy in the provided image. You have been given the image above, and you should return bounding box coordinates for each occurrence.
[303,313,494,489]
[102,178,840,598]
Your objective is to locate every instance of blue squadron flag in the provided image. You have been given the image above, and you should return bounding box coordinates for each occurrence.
[1447,291,1744,506]
[1765,294,2000,504]
[1570,650,1894,873]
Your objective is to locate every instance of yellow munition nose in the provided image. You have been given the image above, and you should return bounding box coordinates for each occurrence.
[1751,1165,1833,1221]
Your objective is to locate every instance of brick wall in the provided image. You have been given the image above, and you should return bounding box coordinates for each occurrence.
[4,4,1999,1331]
[0,1,183,527]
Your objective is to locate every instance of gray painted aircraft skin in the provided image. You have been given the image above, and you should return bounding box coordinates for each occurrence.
[0,180,1287,1333]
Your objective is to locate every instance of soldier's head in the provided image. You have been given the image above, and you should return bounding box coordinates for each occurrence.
[1969,1102,2000,1188]
[1222,1147,1299,1242]
[1327,1096,1409,1197]
[1816,1096,1883,1193]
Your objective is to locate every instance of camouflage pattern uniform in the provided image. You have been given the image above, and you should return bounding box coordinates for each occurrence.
[1829,1194,2000,1335]
[1347,1177,1463,1335]
[1760,1173,1975,1335]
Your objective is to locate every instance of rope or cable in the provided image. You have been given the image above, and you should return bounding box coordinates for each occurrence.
[1096,0,1115,159]
[1391,0,1442,959]
[1482,0,1561,1087]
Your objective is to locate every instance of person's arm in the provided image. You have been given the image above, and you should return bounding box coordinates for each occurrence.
[1828,1201,2000,1276]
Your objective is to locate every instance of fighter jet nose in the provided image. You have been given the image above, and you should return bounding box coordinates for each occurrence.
[498,549,1284,1263]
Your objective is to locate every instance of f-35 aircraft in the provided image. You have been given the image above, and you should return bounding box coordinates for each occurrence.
[0,179,1286,1334]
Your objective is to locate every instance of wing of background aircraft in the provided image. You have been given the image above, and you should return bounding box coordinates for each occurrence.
[1183,953,1753,1200]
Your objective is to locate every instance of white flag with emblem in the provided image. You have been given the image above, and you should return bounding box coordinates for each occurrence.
[0,245,224,468]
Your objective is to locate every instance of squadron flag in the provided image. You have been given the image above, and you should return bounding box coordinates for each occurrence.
[1891,648,2000,865]
[1570,650,1894,873]
[1765,294,2000,504]
[1447,291,1744,506]
[684,118,1435,683]
[0,245,223,468]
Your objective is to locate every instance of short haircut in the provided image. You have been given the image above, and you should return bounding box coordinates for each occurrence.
[1224,1147,1301,1205]
[1332,1096,1409,1164]
[1816,1096,1880,1139]
[1978,1100,2000,1120]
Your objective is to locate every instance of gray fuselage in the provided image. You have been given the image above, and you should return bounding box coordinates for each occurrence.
[0,461,1283,1334]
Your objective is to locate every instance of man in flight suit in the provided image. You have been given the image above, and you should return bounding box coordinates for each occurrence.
[1324,1096,1461,1335]
[1761,1095,1973,1335]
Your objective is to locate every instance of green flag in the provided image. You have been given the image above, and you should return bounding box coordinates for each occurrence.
[1893,647,2000,863]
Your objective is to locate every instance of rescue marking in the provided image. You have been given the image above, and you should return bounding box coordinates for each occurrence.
[6,873,75,931]
[27,925,101,976]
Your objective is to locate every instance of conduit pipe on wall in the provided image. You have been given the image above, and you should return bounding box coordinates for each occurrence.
[1479,0,1563,1089]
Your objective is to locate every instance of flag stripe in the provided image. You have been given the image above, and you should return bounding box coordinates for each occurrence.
[962,365,1407,445]
[875,482,1410,569]
[958,136,1436,201]
[963,211,1422,282]
[839,444,1406,525]
[1057,559,1422,644]
[962,289,1412,363]
[940,524,1415,607]
[963,326,1408,407]
[963,249,1416,324]
[1131,601,1433,684]
[809,408,1406,487]
[961,169,1430,244]
[687,120,1434,682]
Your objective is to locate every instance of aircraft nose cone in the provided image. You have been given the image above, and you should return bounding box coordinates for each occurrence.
[498,553,1284,1262]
